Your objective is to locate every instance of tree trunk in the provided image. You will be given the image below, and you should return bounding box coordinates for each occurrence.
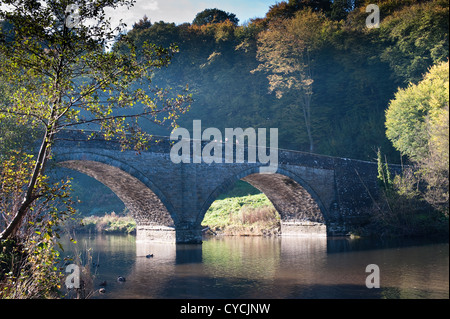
[304,51,314,153]
[0,129,52,240]
[300,92,314,153]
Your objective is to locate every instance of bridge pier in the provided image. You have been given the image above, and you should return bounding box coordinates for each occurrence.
[136,225,176,243]
[175,228,203,244]
[136,225,202,244]
[280,221,327,237]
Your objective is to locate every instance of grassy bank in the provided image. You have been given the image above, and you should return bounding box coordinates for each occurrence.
[201,193,280,236]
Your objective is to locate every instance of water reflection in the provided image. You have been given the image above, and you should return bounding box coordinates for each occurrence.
[61,234,449,299]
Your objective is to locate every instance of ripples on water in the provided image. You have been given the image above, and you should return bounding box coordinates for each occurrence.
[60,235,449,299]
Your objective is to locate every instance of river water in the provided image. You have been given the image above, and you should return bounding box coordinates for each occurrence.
[60,234,449,299]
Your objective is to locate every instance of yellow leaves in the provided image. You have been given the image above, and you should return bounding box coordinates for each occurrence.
[428,104,449,165]
[252,10,324,100]
[0,151,75,239]
[386,61,449,161]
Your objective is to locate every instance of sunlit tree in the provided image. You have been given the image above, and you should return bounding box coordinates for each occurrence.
[252,9,327,152]
[0,0,190,239]
[386,61,449,213]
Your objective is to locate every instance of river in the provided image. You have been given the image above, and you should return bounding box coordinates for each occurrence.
[60,234,449,299]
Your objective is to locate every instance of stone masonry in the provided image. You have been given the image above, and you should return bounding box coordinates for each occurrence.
[52,130,398,243]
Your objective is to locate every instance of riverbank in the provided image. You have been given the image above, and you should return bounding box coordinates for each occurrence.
[72,193,280,237]
[71,194,448,239]
[76,212,136,234]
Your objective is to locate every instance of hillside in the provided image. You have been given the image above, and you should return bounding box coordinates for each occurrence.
[114,0,448,162]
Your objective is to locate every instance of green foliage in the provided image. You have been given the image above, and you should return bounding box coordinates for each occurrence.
[192,8,239,26]
[116,0,449,161]
[330,0,353,20]
[0,117,41,156]
[0,50,42,155]
[420,103,449,213]
[201,193,279,236]
[287,0,332,13]
[0,0,447,242]
[80,212,136,234]
[216,180,262,199]
[264,0,333,22]
[385,61,449,161]
[252,9,329,152]
[0,0,191,239]
[377,148,393,192]
[133,15,152,30]
[361,151,447,238]
[370,60,449,236]
[0,151,75,233]
[0,151,75,298]
[1,1,446,164]
[65,0,448,223]
[379,0,449,84]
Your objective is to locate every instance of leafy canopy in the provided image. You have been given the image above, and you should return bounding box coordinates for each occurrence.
[0,0,191,240]
[385,60,449,214]
[192,8,239,26]
[0,0,191,150]
[385,60,449,161]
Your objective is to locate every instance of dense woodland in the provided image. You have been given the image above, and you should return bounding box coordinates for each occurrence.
[6,0,446,216]
[65,0,449,216]
[113,0,449,161]
[0,0,448,217]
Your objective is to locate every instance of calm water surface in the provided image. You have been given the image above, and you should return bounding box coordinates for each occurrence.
[61,234,449,299]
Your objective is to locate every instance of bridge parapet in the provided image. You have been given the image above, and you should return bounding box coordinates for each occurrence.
[52,130,396,243]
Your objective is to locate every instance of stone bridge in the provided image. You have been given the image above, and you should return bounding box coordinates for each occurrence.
[52,130,391,243]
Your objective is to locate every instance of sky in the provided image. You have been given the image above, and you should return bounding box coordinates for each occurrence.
[105,0,278,30]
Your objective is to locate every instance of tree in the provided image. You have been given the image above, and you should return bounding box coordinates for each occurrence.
[192,8,239,26]
[385,61,449,161]
[132,15,152,30]
[330,0,353,20]
[0,151,75,298]
[385,61,449,213]
[264,1,295,23]
[264,0,332,24]
[422,103,449,213]
[0,0,190,240]
[379,0,449,84]
[252,10,327,152]
[287,0,332,14]
[0,56,41,156]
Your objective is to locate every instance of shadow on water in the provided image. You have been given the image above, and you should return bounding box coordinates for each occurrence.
[326,236,449,254]
[60,234,449,299]
[175,245,203,264]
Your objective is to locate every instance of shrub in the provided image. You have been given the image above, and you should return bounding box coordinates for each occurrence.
[79,212,136,234]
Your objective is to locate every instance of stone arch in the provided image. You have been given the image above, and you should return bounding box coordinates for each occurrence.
[56,152,176,227]
[196,166,328,231]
